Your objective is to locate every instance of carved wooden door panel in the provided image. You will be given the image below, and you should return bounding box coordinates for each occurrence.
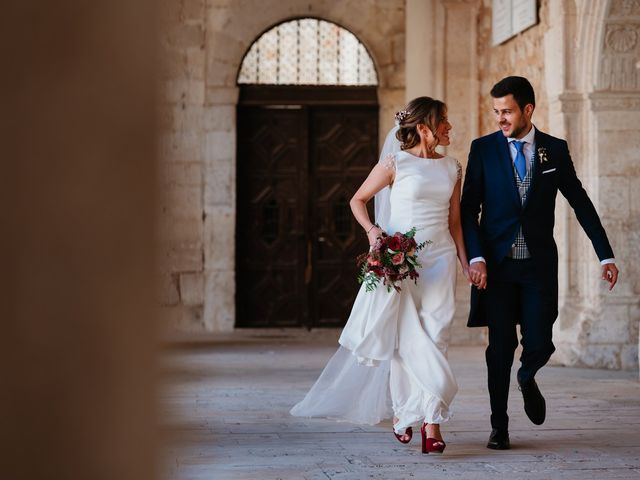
[236,104,377,328]
[236,107,308,327]
[309,107,377,327]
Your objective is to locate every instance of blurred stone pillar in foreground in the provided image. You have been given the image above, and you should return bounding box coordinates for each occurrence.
[0,1,158,479]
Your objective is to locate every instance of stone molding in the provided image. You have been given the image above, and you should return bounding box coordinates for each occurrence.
[589,91,640,110]
[551,92,586,113]
[205,87,239,106]
[608,0,640,17]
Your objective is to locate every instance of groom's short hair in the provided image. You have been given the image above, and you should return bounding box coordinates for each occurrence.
[490,76,535,111]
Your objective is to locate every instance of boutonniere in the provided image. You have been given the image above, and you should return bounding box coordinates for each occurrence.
[537,147,549,164]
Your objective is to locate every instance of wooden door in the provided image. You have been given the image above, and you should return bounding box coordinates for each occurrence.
[236,107,308,328]
[309,107,378,326]
[236,101,377,328]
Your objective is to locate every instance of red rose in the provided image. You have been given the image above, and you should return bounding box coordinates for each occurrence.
[388,236,402,251]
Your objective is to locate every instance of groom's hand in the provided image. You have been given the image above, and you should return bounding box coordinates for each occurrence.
[602,263,619,291]
[469,262,487,290]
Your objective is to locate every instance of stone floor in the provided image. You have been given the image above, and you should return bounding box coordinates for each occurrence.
[159,330,640,480]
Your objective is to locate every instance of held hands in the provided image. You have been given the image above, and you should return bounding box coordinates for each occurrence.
[468,261,487,289]
[602,263,619,291]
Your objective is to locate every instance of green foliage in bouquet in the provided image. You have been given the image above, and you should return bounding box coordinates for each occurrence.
[357,227,431,293]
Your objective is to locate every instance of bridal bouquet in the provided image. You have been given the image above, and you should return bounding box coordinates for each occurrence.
[357,227,430,293]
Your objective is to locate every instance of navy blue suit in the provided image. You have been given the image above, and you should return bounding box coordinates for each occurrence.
[461,127,613,430]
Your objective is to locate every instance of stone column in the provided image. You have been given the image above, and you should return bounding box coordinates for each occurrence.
[586,93,640,371]
[443,0,482,344]
[0,0,158,478]
[379,4,407,143]
[405,0,445,102]
[405,0,480,143]
[203,87,238,332]
[406,0,482,345]
[546,0,639,372]
[157,0,208,332]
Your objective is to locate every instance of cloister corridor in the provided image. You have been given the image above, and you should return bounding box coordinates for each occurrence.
[160,331,640,479]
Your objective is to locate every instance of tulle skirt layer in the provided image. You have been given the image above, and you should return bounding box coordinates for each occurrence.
[289,346,392,425]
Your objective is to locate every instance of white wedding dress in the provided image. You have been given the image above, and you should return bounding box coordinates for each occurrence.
[290,150,461,433]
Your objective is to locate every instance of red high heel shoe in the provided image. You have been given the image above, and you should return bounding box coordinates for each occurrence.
[392,426,413,444]
[420,423,446,454]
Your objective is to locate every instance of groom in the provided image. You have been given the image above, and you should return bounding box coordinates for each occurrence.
[461,76,619,450]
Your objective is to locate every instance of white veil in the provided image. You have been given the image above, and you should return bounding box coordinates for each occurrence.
[289,124,404,427]
[374,125,401,231]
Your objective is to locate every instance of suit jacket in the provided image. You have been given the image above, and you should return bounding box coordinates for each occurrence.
[460,128,614,327]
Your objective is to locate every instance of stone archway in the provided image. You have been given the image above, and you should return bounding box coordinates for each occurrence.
[546,0,640,371]
[232,18,382,329]
[173,1,405,332]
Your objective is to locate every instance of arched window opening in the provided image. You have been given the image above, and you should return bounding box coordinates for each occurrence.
[237,18,378,86]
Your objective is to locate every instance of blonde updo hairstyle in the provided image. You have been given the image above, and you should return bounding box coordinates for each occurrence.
[395,96,447,152]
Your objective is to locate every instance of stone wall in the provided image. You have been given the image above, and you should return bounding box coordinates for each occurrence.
[477,0,550,135]
[157,0,639,372]
[547,0,640,371]
[158,0,405,333]
[158,0,208,332]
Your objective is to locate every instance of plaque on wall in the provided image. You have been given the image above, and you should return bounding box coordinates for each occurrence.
[492,0,538,46]
[492,0,512,46]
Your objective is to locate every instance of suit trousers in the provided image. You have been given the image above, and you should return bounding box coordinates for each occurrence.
[484,258,556,430]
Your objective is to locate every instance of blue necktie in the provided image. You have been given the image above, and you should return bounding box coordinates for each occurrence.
[513,141,526,181]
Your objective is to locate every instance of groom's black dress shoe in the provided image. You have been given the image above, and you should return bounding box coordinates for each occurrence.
[519,378,546,425]
[487,429,510,450]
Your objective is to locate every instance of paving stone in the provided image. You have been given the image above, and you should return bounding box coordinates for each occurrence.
[160,332,640,479]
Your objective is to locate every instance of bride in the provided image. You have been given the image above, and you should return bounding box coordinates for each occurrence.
[290,97,478,454]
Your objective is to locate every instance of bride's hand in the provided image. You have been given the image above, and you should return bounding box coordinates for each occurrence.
[463,264,483,287]
[366,225,385,246]
[462,264,472,284]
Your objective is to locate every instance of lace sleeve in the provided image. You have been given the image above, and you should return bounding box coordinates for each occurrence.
[455,159,463,181]
[381,153,396,171]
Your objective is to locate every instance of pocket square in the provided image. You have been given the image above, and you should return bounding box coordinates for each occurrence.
[542,168,556,174]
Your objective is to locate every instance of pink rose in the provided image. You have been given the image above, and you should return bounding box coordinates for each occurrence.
[391,252,405,265]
